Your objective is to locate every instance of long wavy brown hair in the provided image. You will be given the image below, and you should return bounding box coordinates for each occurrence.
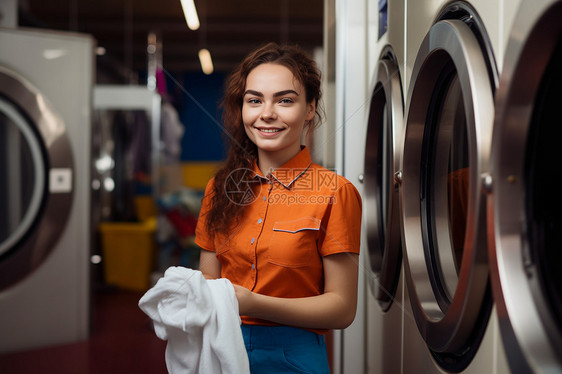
[204,42,323,237]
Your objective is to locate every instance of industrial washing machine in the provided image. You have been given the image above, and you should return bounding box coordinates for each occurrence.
[399,0,518,372]
[362,0,406,371]
[331,0,524,372]
[0,27,93,353]
[488,0,562,372]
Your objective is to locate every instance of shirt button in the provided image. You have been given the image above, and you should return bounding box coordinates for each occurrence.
[257,218,262,224]
[263,196,266,201]
[252,264,255,270]
[251,237,255,244]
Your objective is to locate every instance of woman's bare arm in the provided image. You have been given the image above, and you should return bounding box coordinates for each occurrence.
[233,252,359,330]
[199,249,222,279]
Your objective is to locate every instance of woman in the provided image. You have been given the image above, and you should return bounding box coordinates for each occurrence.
[195,42,362,374]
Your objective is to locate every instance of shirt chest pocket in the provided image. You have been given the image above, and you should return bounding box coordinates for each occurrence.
[267,217,321,268]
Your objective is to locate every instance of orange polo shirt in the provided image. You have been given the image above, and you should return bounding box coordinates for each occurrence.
[195,147,362,331]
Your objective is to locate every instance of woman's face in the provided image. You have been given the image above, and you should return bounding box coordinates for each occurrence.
[242,63,315,165]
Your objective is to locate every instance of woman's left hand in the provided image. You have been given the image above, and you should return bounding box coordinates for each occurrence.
[232,284,253,315]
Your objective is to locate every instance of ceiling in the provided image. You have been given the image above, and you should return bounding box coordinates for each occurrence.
[18,0,324,82]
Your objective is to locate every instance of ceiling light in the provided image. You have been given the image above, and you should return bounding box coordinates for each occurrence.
[198,48,214,75]
[180,0,200,30]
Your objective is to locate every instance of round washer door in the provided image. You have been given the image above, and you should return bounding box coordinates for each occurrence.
[0,65,74,290]
[489,0,562,372]
[364,47,404,311]
[400,3,497,371]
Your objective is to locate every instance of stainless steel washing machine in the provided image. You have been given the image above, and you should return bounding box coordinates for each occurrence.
[488,0,562,372]
[364,45,405,374]
[0,27,93,353]
[400,1,517,372]
[363,0,406,365]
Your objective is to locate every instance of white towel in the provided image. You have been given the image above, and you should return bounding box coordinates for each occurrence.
[138,267,250,374]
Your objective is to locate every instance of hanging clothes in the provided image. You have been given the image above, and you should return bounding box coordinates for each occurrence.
[160,101,185,164]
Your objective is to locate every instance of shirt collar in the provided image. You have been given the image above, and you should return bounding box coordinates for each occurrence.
[252,146,313,189]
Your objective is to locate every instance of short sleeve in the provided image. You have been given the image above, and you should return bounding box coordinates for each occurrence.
[194,178,216,252]
[318,181,363,256]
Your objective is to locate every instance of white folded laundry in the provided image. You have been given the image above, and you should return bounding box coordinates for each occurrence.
[139,267,250,374]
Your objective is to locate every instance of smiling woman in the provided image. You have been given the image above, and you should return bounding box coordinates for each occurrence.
[194,43,363,374]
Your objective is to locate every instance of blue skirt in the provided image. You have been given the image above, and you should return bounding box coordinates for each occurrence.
[241,324,331,374]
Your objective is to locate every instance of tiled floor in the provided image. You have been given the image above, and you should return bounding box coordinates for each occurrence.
[0,288,167,374]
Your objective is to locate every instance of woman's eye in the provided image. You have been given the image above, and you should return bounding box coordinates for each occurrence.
[247,98,261,104]
[279,98,294,104]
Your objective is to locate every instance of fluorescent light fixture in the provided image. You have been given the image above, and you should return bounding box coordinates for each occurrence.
[180,0,200,30]
[198,48,214,75]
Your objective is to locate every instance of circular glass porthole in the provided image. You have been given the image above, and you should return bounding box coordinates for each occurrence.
[364,47,403,311]
[0,96,46,257]
[0,65,74,290]
[526,34,562,359]
[490,0,562,371]
[401,3,497,371]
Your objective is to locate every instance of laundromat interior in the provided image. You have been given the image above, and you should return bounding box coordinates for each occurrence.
[1,0,562,373]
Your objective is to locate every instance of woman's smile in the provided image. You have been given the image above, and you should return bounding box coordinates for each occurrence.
[253,126,285,136]
[257,128,282,133]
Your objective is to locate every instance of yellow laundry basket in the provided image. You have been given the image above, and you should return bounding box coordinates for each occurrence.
[134,195,157,221]
[99,217,157,292]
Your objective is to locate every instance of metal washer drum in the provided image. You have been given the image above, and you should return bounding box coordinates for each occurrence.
[400,2,498,371]
[364,46,404,312]
[0,64,74,290]
[488,0,562,372]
